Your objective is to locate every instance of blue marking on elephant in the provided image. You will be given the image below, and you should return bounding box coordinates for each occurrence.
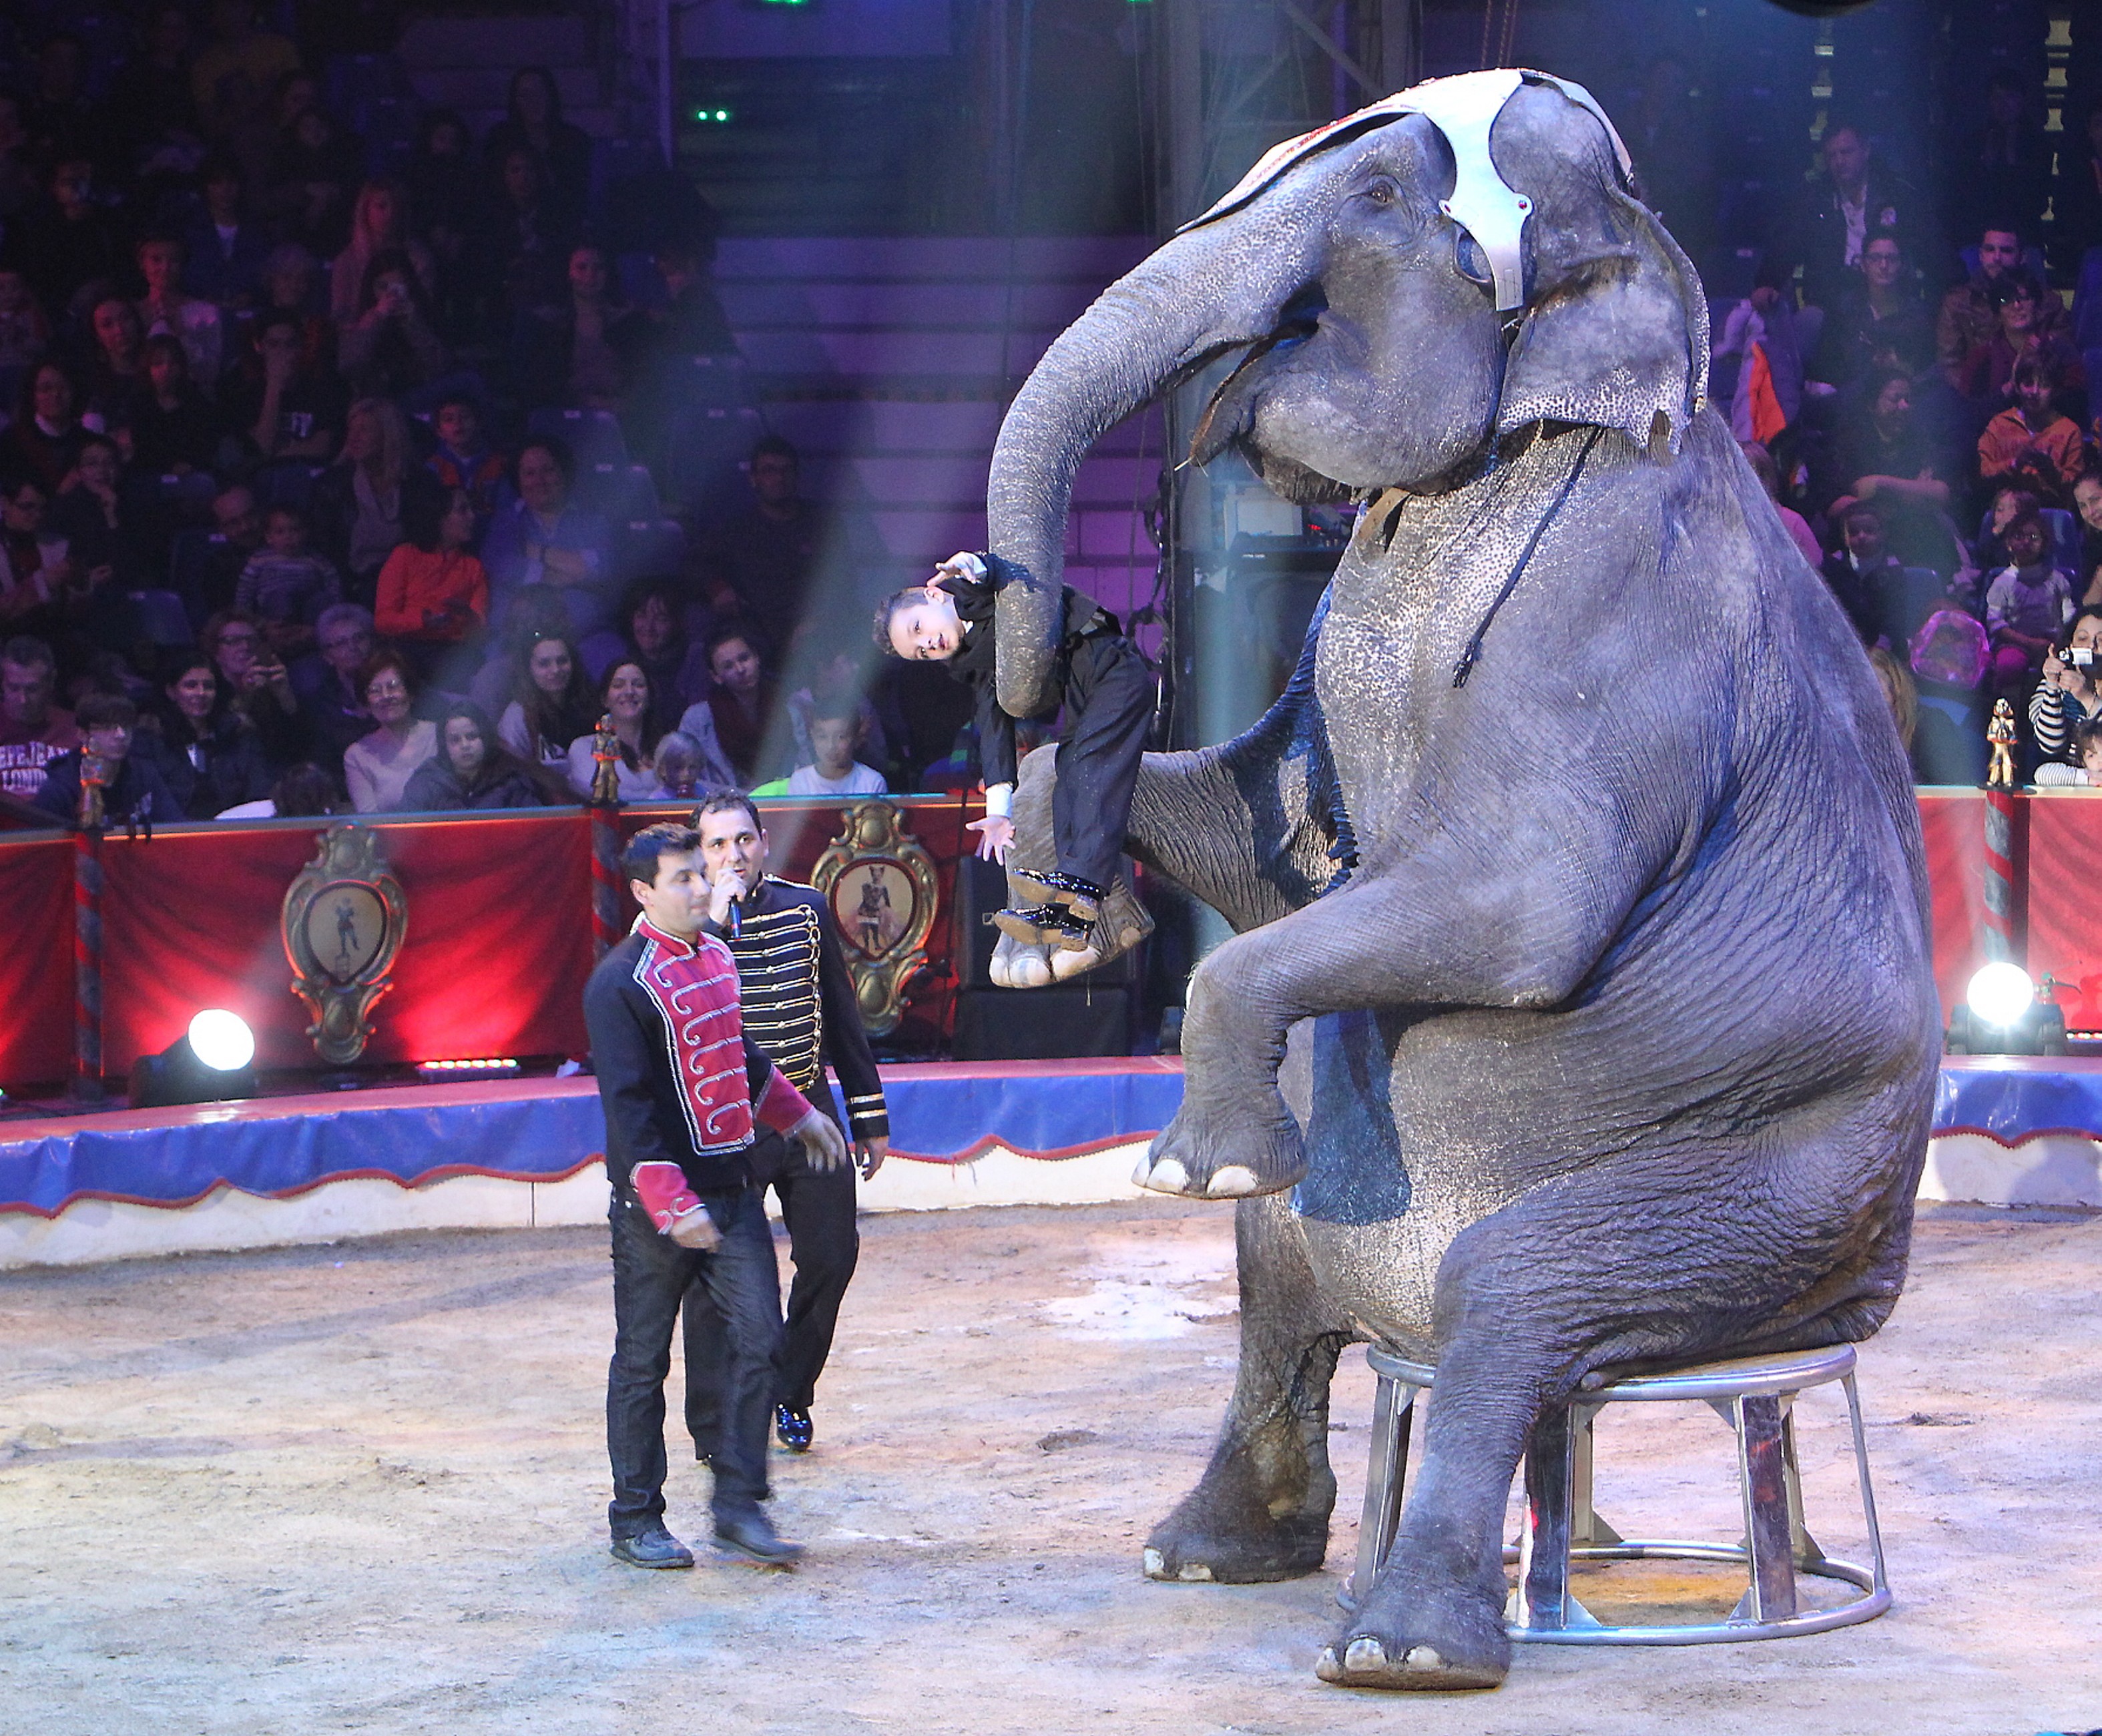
[1294,1010,1412,1225]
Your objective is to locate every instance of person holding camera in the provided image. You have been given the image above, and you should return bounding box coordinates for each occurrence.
[2029,607,2102,768]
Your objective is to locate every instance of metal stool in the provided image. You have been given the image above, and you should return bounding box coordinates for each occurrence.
[1346,1342,1890,1644]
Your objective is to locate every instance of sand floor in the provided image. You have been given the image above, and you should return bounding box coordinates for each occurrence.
[2,1198,2099,1735]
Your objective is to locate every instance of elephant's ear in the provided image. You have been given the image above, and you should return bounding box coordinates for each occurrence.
[1491,84,1708,454]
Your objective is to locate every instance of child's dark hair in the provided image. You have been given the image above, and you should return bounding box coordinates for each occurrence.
[2075,719,2102,768]
[620,822,701,892]
[808,686,860,730]
[871,586,929,654]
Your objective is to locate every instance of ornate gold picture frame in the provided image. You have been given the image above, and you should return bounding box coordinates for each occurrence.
[282,824,409,1064]
[810,802,939,1037]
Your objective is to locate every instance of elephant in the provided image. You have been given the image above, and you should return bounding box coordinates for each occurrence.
[981,70,1940,1691]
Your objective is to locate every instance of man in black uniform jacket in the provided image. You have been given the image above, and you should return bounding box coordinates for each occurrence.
[682,789,890,1458]
[585,821,848,1570]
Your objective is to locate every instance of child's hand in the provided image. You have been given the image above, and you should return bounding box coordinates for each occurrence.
[968,816,1014,862]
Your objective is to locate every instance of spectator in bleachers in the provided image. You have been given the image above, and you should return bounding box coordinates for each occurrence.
[290,601,374,768]
[2033,719,2102,788]
[1711,260,1807,445]
[2029,608,2102,768]
[472,147,571,326]
[609,579,708,731]
[0,634,79,800]
[784,692,887,798]
[1973,483,2041,575]
[405,110,479,332]
[1820,501,1912,647]
[342,648,435,812]
[265,83,363,261]
[338,249,452,403]
[82,295,145,425]
[216,760,344,820]
[51,436,142,599]
[482,67,593,234]
[235,504,340,658]
[135,234,224,395]
[650,729,728,800]
[1739,439,1824,570]
[189,483,266,620]
[182,155,270,313]
[5,362,89,496]
[1818,367,1954,572]
[1786,121,1926,314]
[201,607,306,767]
[648,236,737,358]
[310,396,411,596]
[425,392,507,537]
[403,699,548,812]
[23,33,99,178]
[684,624,778,788]
[191,0,300,142]
[1909,607,1991,783]
[1946,71,2052,258]
[31,690,180,824]
[2074,472,2102,599]
[110,6,204,178]
[497,625,595,774]
[374,476,488,657]
[1977,358,2086,509]
[224,309,347,463]
[127,336,234,477]
[1955,275,2085,424]
[329,182,437,326]
[693,435,883,657]
[256,242,333,358]
[481,435,615,639]
[1985,510,2075,699]
[1812,229,1932,389]
[20,159,128,322]
[565,659,664,801]
[146,651,272,820]
[1937,225,2032,389]
[516,244,644,412]
[0,471,70,641]
[0,268,49,380]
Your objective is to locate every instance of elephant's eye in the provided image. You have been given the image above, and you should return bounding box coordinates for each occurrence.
[1361,176,1399,208]
[1455,230,1493,286]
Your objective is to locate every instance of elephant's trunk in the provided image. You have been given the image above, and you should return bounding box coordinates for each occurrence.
[985,219,1316,715]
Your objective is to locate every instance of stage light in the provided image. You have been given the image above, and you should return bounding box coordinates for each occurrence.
[1966,962,2035,1028]
[1947,965,2067,1059]
[694,107,732,123]
[189,1010,256,1073]
[415,1058,521,1080]
[131,1010,259,1109]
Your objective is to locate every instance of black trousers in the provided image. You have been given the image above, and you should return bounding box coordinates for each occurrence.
[683,1107,859,1454]
[606,1185,780,1537]
[1053,633,1154,893]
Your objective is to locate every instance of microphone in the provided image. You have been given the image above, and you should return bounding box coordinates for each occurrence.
[728,894,741,939]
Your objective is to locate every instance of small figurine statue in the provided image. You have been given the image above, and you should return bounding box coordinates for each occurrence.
[588,711,621,806]
[76,748,108,832]
[1985,696,2018,790]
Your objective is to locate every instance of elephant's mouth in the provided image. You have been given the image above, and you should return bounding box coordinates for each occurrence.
[1190,285,1328,473]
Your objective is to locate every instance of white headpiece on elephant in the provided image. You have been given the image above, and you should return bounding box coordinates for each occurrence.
[1180,69,1705,454]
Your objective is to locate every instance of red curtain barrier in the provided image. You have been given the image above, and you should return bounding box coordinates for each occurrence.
[4,787,2064,1092]
[1,796,977,1090]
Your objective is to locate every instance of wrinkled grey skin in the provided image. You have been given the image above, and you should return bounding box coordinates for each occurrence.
[987,77,1938,1692]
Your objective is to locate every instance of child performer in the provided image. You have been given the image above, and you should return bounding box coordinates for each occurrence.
[874,551,1153,967]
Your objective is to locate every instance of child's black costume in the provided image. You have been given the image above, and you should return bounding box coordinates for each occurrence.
[941,553,1154,933]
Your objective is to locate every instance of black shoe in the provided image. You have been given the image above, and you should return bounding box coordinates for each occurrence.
[609,1526,694,1569]
[1011,866,1106,920]
[775,1404,813,1452]
[715,1508,804,1568]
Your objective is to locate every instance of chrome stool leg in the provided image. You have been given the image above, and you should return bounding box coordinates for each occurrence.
[1730,1394,1799,1623]
[1345,1363,1420,1611]
[1517,1404,1601,1631]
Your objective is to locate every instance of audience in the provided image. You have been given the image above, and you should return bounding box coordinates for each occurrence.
[497,626,595,773]
[0,635,78,799]
[481,435,614,639]
[234,504,340,657]
[402,699,544,811]
[341,648,435,812]
[146,651,271,819]
[31,690,180,823]
[565,657,664,800]
[684,625,776,786]
[374,477,489,661]
[784,693,888,796]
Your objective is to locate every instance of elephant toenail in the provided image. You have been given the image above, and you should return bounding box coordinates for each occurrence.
[1400,1646,1444,1671]
[1141,1157,1190,1193]
[1176,1562,1213,1582]
[1141,1548,1165,1578]
[1344,1637,1388,1673]
[1205,1165,1258,1196]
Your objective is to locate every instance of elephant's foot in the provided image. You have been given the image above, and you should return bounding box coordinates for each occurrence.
[989,933,1053,988]
[1133,1103,1306,1199]
[1315,1574,1511,1693]
[1049,943,1101,980]
[1142,1441,1330,1584]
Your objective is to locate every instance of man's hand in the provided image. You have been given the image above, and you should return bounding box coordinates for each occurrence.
[968,816,1013,862]
[632,1160,723,1249]
[854,1135,888,1181]
[707,863,744,928]
[788,1108,848,1173]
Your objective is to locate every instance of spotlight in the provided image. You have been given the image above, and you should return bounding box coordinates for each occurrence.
[415,1058,521,1081]
[130,1010,259,1109]
[1946,965,2066,1058]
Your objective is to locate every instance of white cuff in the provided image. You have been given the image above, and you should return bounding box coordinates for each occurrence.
[984,783,1013,819]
